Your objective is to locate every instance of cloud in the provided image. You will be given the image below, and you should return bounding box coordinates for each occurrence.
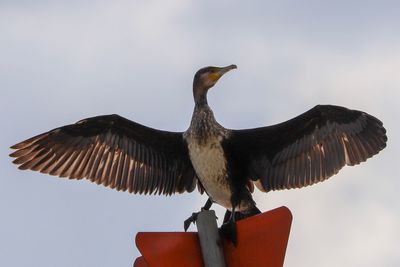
[1,1,399,266]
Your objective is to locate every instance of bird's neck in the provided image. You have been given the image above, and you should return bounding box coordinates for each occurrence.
[194,94,208,106]
[190,84,225,141]
[192,104,214,126]
[189,104,223,144]
[193,82,209,106]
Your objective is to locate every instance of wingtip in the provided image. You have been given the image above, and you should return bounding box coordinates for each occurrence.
[10,138,35,150]
[18,164,29,170]
[10,143,23,150]
[10,132,49,150]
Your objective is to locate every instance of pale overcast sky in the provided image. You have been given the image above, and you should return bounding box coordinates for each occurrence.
[1,1,399,266]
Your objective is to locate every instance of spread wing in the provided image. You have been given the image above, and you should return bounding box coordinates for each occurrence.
[10,114,197,195]
[229,105,387,192]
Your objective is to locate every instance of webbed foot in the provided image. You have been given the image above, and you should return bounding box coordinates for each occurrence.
[183,198,213,231]
[220,219,237,246]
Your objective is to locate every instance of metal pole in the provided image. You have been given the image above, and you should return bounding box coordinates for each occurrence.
[196,210,226,267]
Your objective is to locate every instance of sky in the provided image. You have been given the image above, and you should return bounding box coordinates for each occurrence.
[1,1,399,266]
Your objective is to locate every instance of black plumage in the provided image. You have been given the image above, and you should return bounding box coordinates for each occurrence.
[229,104,387,192]
[10,65,387,244]
[10,114,197,195]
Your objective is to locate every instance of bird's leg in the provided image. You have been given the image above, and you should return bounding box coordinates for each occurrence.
[220,204,262,245]
[184,198,213,231]
[220,206,238,245]
[220,192,244,245]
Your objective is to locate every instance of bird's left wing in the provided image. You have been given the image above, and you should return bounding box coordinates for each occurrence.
[228,105,387,192]
[10,114,197,195]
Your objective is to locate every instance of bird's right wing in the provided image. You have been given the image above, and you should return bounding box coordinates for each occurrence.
[10,114,197,195]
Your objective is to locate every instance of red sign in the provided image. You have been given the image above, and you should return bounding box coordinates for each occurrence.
[134,206,292,267]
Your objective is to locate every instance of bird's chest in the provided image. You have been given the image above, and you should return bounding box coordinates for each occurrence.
[187,136,232,208]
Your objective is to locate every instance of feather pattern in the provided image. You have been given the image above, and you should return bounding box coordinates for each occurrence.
[230,105,387,191]
[10,114,197,195]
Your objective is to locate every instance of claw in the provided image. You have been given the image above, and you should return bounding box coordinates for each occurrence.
[184,198,214,231]
[184,212,199,231]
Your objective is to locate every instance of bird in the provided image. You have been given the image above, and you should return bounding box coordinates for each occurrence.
[10,64,387,244]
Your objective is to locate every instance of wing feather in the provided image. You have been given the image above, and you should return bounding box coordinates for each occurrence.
[230,105,387,191]
[10,114,197,195]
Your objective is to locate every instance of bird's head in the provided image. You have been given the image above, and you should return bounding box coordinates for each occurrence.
[193,64,237,105]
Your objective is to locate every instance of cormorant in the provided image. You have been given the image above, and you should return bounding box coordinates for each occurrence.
[10,65,387,244]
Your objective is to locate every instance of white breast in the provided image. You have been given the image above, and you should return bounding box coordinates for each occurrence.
[187,136,233,210]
